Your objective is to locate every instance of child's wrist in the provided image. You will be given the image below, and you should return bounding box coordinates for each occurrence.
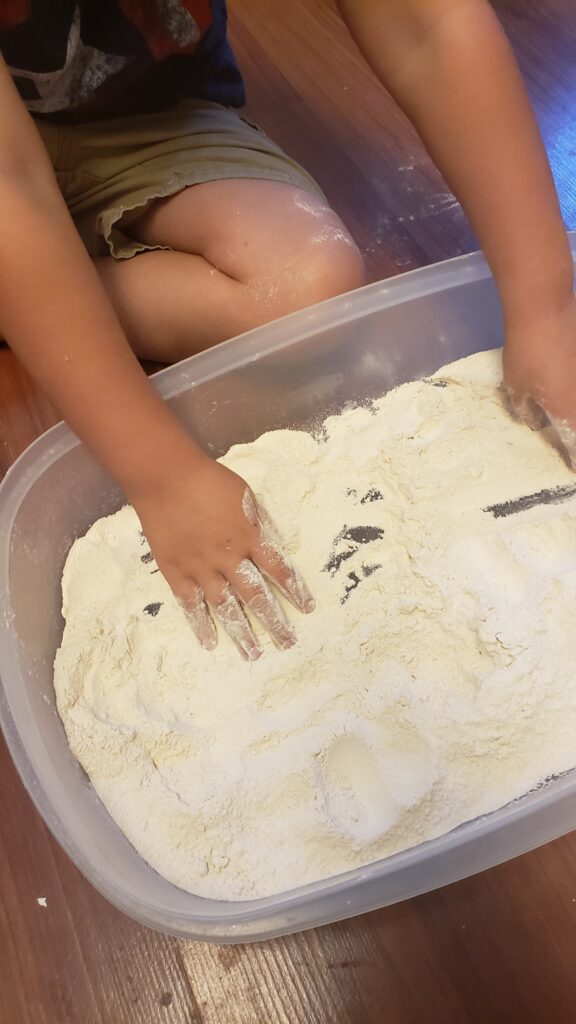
[119,425,209,504]
[502,281,574,335]
[499,246,574,332]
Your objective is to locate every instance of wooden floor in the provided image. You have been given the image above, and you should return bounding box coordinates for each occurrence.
[2,2,576,1021]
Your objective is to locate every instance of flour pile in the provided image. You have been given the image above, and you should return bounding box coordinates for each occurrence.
[54,349,576,900]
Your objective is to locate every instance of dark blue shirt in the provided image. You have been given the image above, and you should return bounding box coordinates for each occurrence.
[0,0,245,121]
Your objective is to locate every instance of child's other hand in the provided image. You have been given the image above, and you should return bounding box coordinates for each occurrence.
[132,453,314,661]
[503,295,576,468]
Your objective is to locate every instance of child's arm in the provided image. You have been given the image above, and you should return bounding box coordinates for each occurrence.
[0,57,311,659]
[337,0,576,454]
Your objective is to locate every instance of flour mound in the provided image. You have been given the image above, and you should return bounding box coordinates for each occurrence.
[54,349,576,900]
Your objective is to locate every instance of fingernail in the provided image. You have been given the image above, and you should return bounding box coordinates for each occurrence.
[243,640,263,661]
[227,630,262,661]
[284,569,315,614]
[274,626,297,651]
[199,628,218,651]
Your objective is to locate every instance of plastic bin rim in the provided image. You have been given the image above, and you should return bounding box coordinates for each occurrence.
[0,247,494,495]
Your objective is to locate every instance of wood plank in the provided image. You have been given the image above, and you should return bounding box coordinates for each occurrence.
[181,835,576,1024]
[0,739,199,1024]
[0,348,58,476]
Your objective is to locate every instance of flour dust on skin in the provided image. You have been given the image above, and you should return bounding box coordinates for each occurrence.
[54,349,576,900]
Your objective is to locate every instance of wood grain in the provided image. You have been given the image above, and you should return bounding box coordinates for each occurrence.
[0,737,200,1024]
[2,2,576,1022]
[181,840,576,1023]
[0,348,57,476]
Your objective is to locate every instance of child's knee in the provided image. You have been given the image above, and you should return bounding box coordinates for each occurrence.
[248,213,365,322]
[302,221,366,303]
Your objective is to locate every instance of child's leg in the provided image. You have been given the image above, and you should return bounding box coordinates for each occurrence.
[95,179,364,362]
[39,101,365,360]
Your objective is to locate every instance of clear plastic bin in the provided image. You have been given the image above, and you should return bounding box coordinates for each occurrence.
[2,242,576,943]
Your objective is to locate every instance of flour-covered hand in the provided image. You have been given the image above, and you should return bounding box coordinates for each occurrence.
[503,295,576,467]
[131,450,314,660]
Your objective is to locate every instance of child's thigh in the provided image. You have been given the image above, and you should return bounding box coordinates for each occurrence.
[130,178,364,289]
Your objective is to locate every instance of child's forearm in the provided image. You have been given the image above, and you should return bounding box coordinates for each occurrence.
[0,56,313,658]
[0,54,199,496]
[0,173,205,499]
[0,172,312,658]
[338,0,573,325]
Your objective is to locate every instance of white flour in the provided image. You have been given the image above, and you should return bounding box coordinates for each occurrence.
[54,349,576,900]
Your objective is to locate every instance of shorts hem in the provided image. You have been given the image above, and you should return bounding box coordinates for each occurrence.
[98,168,326,259]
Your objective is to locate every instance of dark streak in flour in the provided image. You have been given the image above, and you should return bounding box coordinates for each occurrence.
[360,488,383,504]
[341,563,382,603]
[144,602,163,617]
[485,483,576,518]
[323,525,385,575]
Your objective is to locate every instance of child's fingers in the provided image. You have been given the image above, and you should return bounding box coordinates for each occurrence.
[178,585,218,651]
[504,385,547,431]
[176,488,313,660]
[252,534,315,614]
[504,384,576,471]
[209,580,262,662]
[233,558,296,650]
[243,488,315,615]
[549,415,576,471]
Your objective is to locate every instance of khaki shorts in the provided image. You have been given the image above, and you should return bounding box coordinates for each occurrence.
[36,100,324,259]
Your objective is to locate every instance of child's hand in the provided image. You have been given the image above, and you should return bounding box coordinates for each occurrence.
[503,295,576,467]
[132,452,314,661]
